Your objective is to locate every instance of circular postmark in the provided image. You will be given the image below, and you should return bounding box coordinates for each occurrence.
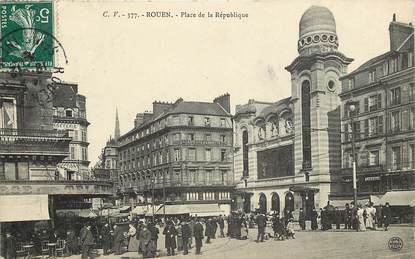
[388,237,403,251]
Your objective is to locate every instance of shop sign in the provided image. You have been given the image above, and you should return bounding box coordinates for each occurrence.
[0,182,113,195]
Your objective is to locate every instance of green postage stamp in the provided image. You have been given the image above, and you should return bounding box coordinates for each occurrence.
[0,1,54,69]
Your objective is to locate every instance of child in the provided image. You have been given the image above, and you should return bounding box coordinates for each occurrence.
[286,219,295,239]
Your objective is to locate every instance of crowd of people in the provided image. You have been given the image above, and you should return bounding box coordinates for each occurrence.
[1,202,395,259]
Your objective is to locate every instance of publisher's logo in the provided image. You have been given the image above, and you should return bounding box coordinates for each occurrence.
[388,237,403,251]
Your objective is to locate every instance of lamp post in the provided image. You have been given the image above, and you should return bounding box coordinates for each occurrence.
[347,101,358,207]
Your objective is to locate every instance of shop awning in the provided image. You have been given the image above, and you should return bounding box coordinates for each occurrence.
[155,204,224,216]
[119,206,131,212]
[132,205,148,215]
[378,191,415,207]
[0,195,50,222]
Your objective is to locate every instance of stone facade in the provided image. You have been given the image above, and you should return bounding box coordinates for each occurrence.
[234,6,353,218]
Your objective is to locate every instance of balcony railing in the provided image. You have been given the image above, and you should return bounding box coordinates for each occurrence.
[388,161,415,171]
[172,139,229,146]
[341,164,384,174]
[122,179,233,192]
[0,128,71,155]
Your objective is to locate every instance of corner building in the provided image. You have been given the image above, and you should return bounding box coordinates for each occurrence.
[234,6,353,218]
[118,94,233,215]
[337,16,414,213]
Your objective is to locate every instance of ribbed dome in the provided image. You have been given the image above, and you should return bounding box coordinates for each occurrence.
[299,6,336,38]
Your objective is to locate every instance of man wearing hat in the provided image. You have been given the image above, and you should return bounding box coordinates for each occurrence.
[138,223,151,259]
[80,224,95,259]
[181,220,191,255]
[193,218,204,255]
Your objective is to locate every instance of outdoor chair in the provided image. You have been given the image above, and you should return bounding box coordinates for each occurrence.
[41,241,49,259]
[55,239,66,257]
[15,242,28,258]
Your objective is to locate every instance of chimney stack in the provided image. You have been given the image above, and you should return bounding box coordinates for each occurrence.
[389,14,414,51]
[213,93,231,113]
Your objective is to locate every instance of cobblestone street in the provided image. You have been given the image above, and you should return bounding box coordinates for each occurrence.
[95,226,414,259]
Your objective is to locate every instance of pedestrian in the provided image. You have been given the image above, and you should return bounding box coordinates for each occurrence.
[298,208,306,230]
[49,230,59,243]
[3,231,16,259]
[181,220,191,255]
[212,217,218,239]
[80,224,95,259]
[163,220,177,256]
[376,204,383,228]
[311,207,318,230]
[286,219,295,239]
[334,207,342,229]
[350,202,358,231]
[383,202,392,231]
[188,217,195,248]
[100,223,112,255]
[112,224,124,255]
[240,215,248,240]
[205,218,213,244]
[66,229,78,255]
[320,208,327,230]
[176,222,183,251]
[218,215,225,238]
[139,224,151,259]
[126,223,137,251]
[365,202,376,230]
[357,205,366,231]
[255,212,267,242]
[148,221,159,257]
[344,203,352,229]
[193,218,204,255]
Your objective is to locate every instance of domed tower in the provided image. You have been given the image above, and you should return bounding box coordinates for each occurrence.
[285,6,353,208]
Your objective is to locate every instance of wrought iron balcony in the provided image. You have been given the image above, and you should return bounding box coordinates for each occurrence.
[0,128,71,156]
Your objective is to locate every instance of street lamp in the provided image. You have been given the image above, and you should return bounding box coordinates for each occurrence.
[347,101,358,207]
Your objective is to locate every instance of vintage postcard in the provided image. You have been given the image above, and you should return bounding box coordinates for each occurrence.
[0,0,414,259]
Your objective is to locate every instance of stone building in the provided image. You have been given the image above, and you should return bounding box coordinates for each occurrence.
[53,82,90,180]
[117,94,234,215]
[337,15,414,212]
[0,71,112,241]
[233,6,353,218]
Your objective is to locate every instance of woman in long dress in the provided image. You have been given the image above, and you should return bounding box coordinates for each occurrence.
[365,203,376,230]
[240,216,248,240]
[127,223,139,251]
[357,205,366,231]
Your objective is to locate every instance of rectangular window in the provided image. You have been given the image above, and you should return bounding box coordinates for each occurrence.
[206,170,212,184]
[369,150,379,166]
[408,52,414,67]
[410,144,415,169]
[70,146,76,160]
[204,117,211,126]
[383,61,389,76]
[220,135,226,143]
[348,78,354,90]
[0,97,17,129]
[187,133,194,141]
[220,149,227,161]
[353,121,361,140]
[221,170,227,184]
[220,118,226,127]
[368,70,375,83]
[173,133,180,141]
[188,116,194,126]
[188,148,196,161]
[391,146,401,170]
[205,134,211,141]
[369,117,378,137]
[410,107,415,130]
[378,116,384,134]
[389,57,398,74]
[391,87,401,106]
[391,111,401,133]
[205,149,211,161]
[4,162,16,180]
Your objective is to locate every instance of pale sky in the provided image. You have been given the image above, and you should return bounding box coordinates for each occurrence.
[54,0,414,166]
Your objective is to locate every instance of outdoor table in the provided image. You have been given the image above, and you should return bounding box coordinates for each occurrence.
[47,243,57,259]
[22,244,34,259]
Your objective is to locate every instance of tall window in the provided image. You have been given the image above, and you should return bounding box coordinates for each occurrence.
[188,116,194,126]
[205,134,211,141]
[301,80,312,169]
[368,71,376,83]
[365,94,382,112]
[369,150,379,166]
[391,111,401,133]
[220,149,227,161]
[220,118,226,127]
[391,87,401,106]
[187,133,194,141]
[0,97,17,129]
[391,146,401,170]
[242,130,249,177]
[410,144,415,169]
[205,149,211,161]
[174,149,180,161]
[70,146,76,160]
[348,78,354,90]
[188,148,196,161]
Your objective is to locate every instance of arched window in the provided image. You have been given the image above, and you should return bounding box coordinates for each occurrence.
[301,80,312,169]
[259,193,267,214]
[285,192,294,212]
[271,193,280,212]
[242,129,249,177]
